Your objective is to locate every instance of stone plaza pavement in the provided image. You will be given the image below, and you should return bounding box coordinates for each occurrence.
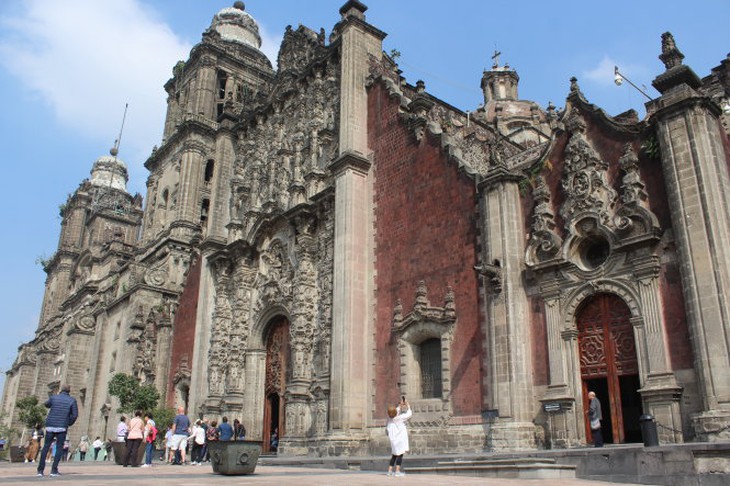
[0,460,641,486]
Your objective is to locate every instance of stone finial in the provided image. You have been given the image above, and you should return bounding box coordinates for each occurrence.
[659,32,684,70]
[415,79,426,94]
[393,299,403,323]
[444,286,456,317]
[569,77,579,93]
[339,0,367,20]
[414,280,429,309]
[233,1,245,10]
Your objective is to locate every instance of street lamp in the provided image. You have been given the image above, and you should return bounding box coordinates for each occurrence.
[614,66,654,101]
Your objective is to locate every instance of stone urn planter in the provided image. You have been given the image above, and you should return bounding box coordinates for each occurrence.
[111,441,145,465]
[208,440,262,475]
[9,446,26,463]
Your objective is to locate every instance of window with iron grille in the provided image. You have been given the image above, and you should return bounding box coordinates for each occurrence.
[420,338,442,398]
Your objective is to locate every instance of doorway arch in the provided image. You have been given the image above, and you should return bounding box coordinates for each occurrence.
[577,293,642,444]
[262,316,289,453]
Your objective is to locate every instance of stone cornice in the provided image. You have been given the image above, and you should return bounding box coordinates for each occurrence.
[330,151,371,176]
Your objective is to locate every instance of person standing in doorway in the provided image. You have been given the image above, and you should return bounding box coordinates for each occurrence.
[587,391,604,447]
[386,396,413,477]
[36,384,79,477]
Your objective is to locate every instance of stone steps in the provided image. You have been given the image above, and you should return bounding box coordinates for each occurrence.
[408,457,576,479]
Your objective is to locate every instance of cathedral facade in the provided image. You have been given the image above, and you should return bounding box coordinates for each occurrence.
[3,1,730,454]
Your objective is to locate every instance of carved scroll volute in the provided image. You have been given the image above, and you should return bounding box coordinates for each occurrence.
[526,174,563,266]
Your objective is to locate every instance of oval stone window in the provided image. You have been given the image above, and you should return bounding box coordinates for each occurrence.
[578,235,610,269]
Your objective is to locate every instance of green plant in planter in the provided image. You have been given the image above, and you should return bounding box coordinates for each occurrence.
[16,396,47,432]
[107,373,160,413]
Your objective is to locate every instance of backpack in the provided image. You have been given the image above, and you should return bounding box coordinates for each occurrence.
[148,425,158,443]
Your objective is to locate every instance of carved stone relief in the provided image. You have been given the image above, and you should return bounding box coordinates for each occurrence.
[560,113,617,227]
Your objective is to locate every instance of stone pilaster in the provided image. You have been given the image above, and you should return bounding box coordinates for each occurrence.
[193,57,217,120]
[155,316,173,402]
[335,1,385,157]
[651,34,730,439]
[327,1,383,437]
[207,127,235,240]
[190,252,222,417]
[540,290,581,448]
[174,141,206,227]
[328,152,371,434]
[477,165,535,450]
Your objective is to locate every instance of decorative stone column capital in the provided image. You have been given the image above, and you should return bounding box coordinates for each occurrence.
[330,150,371,176]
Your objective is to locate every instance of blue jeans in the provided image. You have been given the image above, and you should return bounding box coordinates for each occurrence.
[145,441,154,465]
[37,430,66,475]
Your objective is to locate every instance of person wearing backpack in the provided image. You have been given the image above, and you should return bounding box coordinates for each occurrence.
[142,413,157,467]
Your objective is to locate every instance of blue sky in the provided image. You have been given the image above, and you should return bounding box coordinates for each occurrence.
[0,0,727,394]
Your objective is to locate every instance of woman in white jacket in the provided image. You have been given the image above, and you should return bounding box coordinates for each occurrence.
[386,397,413,477]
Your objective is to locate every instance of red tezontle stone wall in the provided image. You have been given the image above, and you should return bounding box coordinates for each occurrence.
[167,254,201,407]
[369,82,484,418]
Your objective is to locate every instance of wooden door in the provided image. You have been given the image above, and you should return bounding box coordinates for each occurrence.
[262,316,289,453]
[578,294,639,444]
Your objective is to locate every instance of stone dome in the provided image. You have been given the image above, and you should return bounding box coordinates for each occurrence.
[90,149,129,191]
[210,2,262,49]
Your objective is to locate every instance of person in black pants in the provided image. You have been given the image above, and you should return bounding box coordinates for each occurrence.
[587,391,604,447]
[36,384,79,477]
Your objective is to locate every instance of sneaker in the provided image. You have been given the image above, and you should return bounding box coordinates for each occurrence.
[394,472,405,477]
[25,459,29,463]
[36,473,43,477]
[191,461,197,465]
[196,462,202,466]
[141,464,150,468]
[50,472,62,477]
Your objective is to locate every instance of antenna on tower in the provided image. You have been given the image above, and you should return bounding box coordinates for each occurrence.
[110,103,129,158]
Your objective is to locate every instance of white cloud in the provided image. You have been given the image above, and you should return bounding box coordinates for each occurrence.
[259,24,282,70]
[582,55,654,90]
[0,0,191,186]
[582,56,619,86]
[0,0,284,192]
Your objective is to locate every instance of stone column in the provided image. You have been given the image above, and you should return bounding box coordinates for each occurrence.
[562,329,584,442]
[633,265,683,443]
[155,316,173,403]
[539,289,580,448]
[477,165,536,450]
[174,142,206,229]
[651,34,730,439]
[193,57,217,120]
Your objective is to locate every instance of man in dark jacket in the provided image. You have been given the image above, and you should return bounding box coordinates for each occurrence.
[36,384,78,477]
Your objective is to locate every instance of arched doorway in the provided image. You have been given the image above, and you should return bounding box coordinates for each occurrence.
[578,293,642,444]
[262,316,289,453]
